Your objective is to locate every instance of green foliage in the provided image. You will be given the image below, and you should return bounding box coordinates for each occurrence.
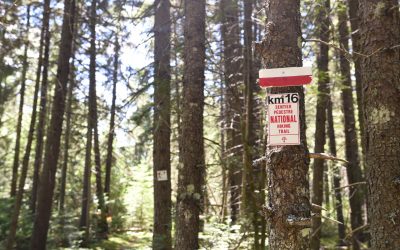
[199,219,253,250]
[0,198,33,249]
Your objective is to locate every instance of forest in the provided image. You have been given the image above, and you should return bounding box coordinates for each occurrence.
[0,0,399,249]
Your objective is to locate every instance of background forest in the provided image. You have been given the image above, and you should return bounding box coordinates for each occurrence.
[0,0,399,249]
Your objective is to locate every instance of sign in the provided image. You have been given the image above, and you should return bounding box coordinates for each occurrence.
[267,93,300,145]
[259,67,312,87]
[156,170,168,181]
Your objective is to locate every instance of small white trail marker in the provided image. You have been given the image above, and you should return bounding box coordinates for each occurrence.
[156,170,168,181]
[259,67,312,87]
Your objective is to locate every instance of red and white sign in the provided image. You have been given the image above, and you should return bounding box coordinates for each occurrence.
[259,67,312,87]
[267,93,300,145]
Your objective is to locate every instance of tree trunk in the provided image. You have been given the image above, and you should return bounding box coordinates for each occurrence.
[261,0,311,249]
[219,0,242,225]
[153,1,172,249]
[242,0,261,248]
[89,0,108,237]
[104,26,119,198]
[9,4,30,199]
[80,104,92,247]
[30,0,52,212]
[338,2,365,248]
[174,0,205,248]
[311,1,330,249]
[5,6,31,248]
[347,0,366,160]
[327,96,346,246]
[9,2,48,198]
[30,0,76,247]
[359,0,400,248]
[58,37,76,247]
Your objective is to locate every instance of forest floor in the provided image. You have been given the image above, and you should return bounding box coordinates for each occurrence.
[88,230,151,250]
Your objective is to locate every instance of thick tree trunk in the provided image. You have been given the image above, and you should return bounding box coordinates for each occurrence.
[261,0,311,249]
[359,0,400,248]
[326,97,346,246]
[5,6,31,248]
[30,0,52,212]
[174,0,205,248]
[153,1,172,249]
[30,0,76,247]
[220,0,242,225]
[338,2,365,248]
[311,1,330,249]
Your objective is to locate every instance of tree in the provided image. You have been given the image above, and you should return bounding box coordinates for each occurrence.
[311,1,330,249]
[174,0,206,248]
[219,0,242,224]
[259,0,311,248]
[80,0,109,242]
[5,5,31,248]
[338,2,365,248]
[347,0,366,158]
[153,0,172,249]
[9,4,30,198]
[242,0,263,248]
[30,0,52,212]
[359,0,400,248]
[30,0,76,247]
[104,18,120,200]
[326,90,346,246]
[58,33,76,246]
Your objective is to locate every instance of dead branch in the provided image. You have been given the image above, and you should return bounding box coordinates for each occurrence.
[312,203,327,211]
[309,152,349,164]
[334,181,366,190]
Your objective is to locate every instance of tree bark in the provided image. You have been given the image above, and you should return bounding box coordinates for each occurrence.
[359,0,400,248]
[30,0,76,247]
[311,1,330,249]
[338,2,365,248]
[174,0,205,248]
[261,0,311,249]
[153,1,172,249]
[30,0,52,212]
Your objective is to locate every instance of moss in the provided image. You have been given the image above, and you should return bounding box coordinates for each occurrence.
[374,2,387,17]
[187,184,195,195]
[371,107,394,125]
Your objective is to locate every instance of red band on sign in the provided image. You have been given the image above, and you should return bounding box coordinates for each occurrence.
[259,75,312,87]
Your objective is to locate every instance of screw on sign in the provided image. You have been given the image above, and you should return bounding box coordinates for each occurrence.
[259,67,312,146]
[267,93,300,145]
[259,67,312,87]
